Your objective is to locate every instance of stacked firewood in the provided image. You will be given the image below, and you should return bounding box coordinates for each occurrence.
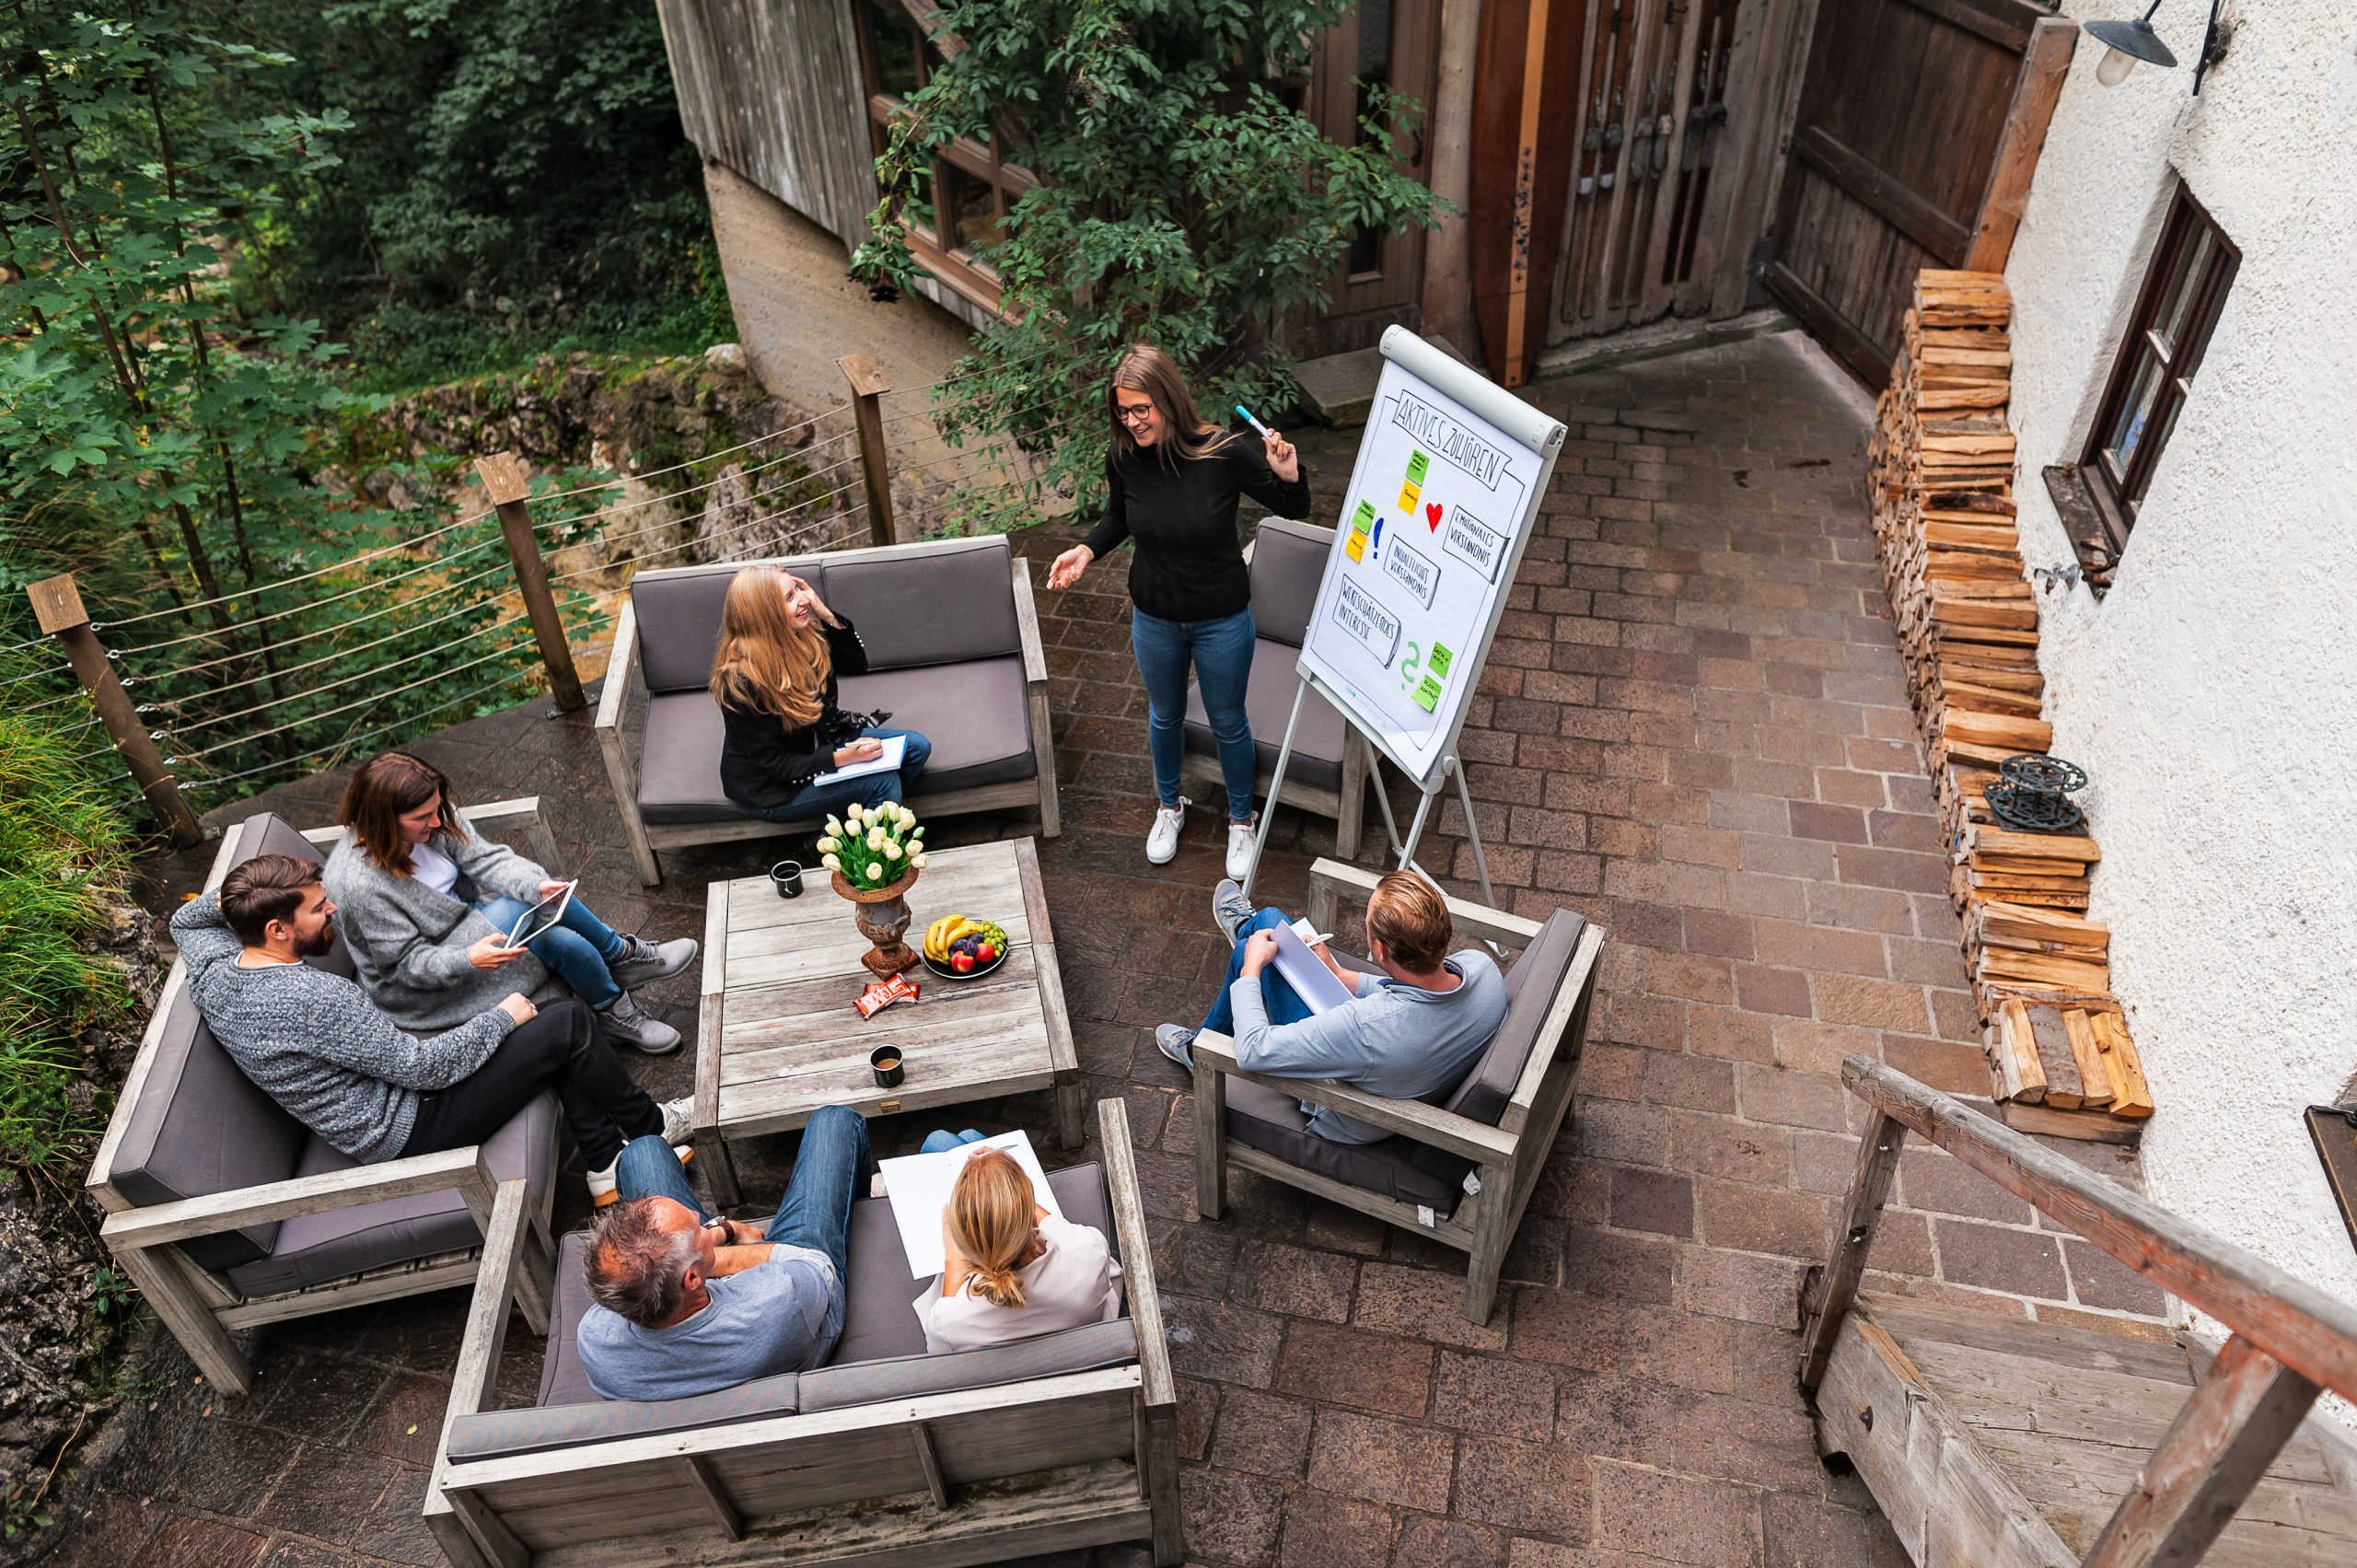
[1868,271,2154,1139]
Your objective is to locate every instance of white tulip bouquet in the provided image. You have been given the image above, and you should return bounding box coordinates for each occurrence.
[818,801,927,889]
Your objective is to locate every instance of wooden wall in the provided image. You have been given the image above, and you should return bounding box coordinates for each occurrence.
[655,0,878,250]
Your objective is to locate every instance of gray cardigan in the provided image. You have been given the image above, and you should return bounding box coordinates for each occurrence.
[321,809,554,1030]
[168,893,516,1162]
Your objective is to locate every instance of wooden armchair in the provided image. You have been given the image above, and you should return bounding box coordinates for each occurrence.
[1191,859,1604,1323]
[85,799,564,1396]
[424,1099,1180,1568]
[595,534,1061,886]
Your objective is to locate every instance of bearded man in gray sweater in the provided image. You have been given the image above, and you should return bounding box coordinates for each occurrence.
[173,853,691,1203]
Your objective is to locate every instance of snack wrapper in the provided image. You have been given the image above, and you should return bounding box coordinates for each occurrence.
[854,973,923,1018]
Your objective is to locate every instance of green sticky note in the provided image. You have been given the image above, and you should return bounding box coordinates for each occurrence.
[1406,450,1430,487]
[1425,642,1454,680]
[1412,675,1444,713]
[1350,499,1376,535]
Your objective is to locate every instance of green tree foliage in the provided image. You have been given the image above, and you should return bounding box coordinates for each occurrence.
[0,14,607,811]
[851,0,1442,525]
[189,0,726,385]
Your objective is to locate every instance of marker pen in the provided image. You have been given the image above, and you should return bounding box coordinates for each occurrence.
[1234,404,1276,439]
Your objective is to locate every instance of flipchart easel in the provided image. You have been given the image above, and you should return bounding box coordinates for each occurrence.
[1242,327,1567,906]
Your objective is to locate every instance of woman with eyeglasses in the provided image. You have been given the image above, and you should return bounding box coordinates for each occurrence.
[1044,344,1310,877]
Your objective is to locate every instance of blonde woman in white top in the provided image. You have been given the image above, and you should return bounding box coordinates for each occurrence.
[916,1144,1122,1353]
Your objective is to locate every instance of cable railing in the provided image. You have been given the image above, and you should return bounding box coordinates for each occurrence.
[16,335,1096,839]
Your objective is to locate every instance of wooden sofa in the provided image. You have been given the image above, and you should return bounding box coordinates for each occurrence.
[85,801,565,1397]
[1191,859,1604,1322]
[596,535,1060,886]
[424,1098,1179,1568]
[1179,517,1376,857]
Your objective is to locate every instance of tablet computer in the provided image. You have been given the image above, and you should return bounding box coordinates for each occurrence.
[502,881,575,949]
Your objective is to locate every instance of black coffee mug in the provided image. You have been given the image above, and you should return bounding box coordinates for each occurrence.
[871,1046,904,1088]
[771,860,804,899]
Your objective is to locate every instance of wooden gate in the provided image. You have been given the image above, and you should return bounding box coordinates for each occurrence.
[1765,0,2075,385]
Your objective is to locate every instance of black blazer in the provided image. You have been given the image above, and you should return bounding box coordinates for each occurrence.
[716,619,875,810]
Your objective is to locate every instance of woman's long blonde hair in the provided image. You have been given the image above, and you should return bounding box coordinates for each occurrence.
[1109,343,1232,466]
[947,1148,1039,1308]
[709,566,831,726]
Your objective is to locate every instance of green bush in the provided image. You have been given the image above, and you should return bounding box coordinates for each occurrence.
[0,678,134,1177]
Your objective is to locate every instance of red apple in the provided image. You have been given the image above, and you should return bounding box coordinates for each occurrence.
[951,949,975,973]
[976,942,998,964]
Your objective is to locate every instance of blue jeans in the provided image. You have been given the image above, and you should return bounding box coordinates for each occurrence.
[476,893,627,1010]
[920,1128,985,1155]
[1132,606,1257,821]
[749,727,934,825]
[615,1105,872,1280]
[1199,906,1320,1037]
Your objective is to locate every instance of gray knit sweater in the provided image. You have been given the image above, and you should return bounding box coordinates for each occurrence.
[321,810,552,1030]
[168,892,518,1162]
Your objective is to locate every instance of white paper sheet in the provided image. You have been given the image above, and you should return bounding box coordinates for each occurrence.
[812,734,906,786]
[877,1131,1064,1277]
[1270,921,1356,1015]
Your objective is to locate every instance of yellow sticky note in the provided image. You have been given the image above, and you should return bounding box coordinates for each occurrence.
[1398,480,1421,513]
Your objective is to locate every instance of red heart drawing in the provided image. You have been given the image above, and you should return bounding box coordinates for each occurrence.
[1424,501,1443,531]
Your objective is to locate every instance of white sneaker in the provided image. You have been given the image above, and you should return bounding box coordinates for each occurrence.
[586,1143,695,1208]
[659,1096,696,1145]
[1225,817,1259,881]
[1146,797,1190,865]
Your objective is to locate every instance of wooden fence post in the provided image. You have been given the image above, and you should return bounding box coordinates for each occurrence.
[26,574,202,846]
[1799,1108,1906,1391]
[474,454,586,713]
[837,354,897,547]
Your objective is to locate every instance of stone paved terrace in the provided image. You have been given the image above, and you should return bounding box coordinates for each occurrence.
[63,323,2171,1568]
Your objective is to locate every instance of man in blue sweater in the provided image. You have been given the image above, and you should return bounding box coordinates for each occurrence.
[172,854,690,1202]
[1156,871,1507,1144]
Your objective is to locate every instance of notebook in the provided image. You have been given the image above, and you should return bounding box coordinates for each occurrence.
[813,734,906,785]
[1269,919,1357,1015]
[878,1131,1064,1277]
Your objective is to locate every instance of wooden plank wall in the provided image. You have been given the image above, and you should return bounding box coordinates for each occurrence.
[656,0,878,249]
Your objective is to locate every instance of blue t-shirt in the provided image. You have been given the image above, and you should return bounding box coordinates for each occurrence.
[577,1246,842,1400]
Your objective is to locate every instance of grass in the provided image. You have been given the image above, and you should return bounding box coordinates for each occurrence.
[0,674,135,1177]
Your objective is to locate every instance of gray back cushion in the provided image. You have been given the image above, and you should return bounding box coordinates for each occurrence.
[801,1318,1137,1412]
[109,810,345,1269]
[1248,517,1336,648]
[1438,911,1588,1128]
[632,559,827,694]
[821,537,1018,670]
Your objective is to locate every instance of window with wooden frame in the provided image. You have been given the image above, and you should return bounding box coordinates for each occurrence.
[853,0,1035,315]
[2079,186,2238,552]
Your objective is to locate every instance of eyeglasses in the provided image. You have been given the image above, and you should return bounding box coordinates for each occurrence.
[1115,403,1157,427]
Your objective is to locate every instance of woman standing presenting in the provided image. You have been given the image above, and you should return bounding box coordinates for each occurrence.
[1045,345,1310,876]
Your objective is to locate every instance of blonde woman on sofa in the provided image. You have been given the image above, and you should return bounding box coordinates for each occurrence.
[918,1144,1121,1353]
[711,565,933,823]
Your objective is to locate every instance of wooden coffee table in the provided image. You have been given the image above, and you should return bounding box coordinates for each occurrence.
[692,837,1082,1205]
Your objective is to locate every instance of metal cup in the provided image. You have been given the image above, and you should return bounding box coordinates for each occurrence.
[871,1046,904,1088]
[770,860,804,899]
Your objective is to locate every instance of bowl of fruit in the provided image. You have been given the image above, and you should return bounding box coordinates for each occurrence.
[921,913,1010,980]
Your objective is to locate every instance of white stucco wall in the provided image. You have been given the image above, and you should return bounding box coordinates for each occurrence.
[2004,6,2357,1326]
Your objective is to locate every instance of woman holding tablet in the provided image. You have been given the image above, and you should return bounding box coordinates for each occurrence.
[711,565,932,821]
[1044,344,1309,877]
[323,751,699,1053]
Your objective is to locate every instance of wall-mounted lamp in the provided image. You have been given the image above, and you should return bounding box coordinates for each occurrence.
[2087,0,2230,93]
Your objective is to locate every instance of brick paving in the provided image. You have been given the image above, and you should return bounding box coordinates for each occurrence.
[59,325,2164,1567]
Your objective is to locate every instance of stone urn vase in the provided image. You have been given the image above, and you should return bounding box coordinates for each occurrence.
[833,865,922,979]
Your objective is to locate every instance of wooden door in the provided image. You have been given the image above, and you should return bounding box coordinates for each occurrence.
[1469,0,1589,386]
[1764,0,2075,384]
[1292,0,1444,358]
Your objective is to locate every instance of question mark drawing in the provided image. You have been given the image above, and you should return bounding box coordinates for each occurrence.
[1399,640,1423,692]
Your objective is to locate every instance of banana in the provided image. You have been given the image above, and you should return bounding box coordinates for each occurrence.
[923,914,958,962]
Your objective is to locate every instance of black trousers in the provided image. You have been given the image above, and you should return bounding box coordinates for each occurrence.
[399,999,661,1171]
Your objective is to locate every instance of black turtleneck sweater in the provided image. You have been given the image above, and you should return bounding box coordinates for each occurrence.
[1081,436,1314,623]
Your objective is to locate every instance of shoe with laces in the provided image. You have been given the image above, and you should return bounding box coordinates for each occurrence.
[596,992,683,1055]
[609,933,700,990]
[586,1143,695,1207]
[1155,1024,1197,1073]
[1225,817,1259,881]
[659,1095,696,1145]
[1213,878,1255,944]
[1146,796,1190,865]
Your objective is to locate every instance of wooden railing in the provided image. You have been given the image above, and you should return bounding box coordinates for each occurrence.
[1803,1054,2357,1568]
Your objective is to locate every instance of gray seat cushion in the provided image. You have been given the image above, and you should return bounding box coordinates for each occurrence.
[1184,639,1348,795]
[834,1159,1117,1365]
[224,1091,561,1297]
[1224,1077,1464,1212]
[110,811,354,1271]
[819,537,1020,670]
[635,659,1035,826]
[539,1230,603,1409]
[631,558,828,694]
